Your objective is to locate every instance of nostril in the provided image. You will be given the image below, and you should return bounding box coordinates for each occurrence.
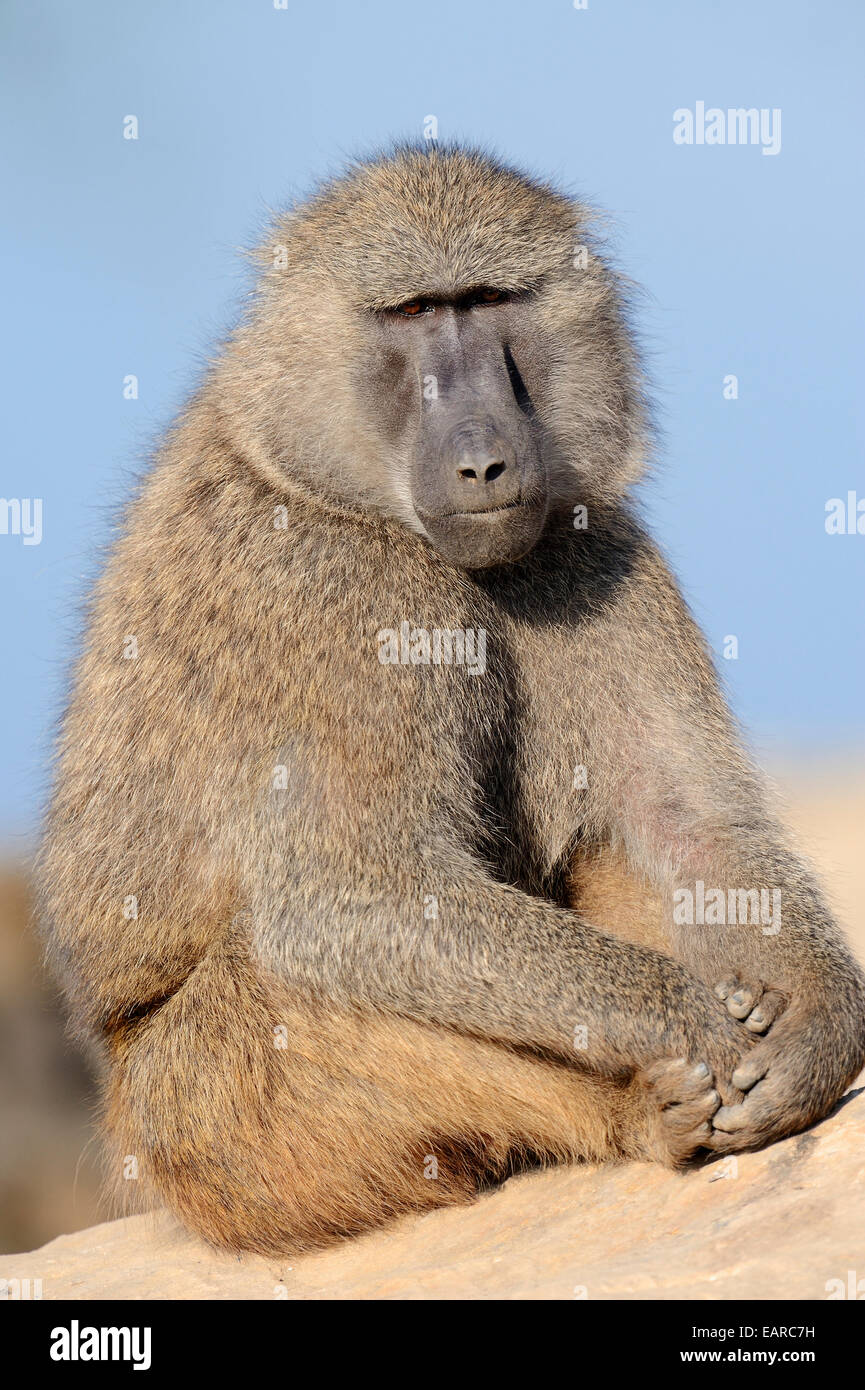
[456,460,507,484]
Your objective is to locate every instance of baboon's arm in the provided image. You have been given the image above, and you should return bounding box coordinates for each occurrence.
[622,746,865,1144]
[593,554,858,992]
[582,551,865,1144]
[252,801,744,1082]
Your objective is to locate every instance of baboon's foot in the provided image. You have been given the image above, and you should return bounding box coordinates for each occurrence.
[638,1058,722,1167]
[713,975,787,1035]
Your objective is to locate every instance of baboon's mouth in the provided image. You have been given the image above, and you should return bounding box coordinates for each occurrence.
[416,493,547,569]
[442,498,524,520]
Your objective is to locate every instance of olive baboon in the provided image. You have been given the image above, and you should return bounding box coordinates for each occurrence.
[40,145,865,1254]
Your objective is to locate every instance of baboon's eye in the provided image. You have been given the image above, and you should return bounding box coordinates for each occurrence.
[461,287,509,309]
[395,299,432,317]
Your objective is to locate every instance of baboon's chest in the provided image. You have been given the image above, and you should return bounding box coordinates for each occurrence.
[470,624,597,890]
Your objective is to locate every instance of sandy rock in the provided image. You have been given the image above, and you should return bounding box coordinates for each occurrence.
[2,1088,863,1301]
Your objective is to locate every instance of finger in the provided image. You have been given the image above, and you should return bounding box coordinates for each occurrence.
[642,1059,711,1106]
[664,1090,720,1132]
[732,1051,770,1091]
[712,1102,749,1133]
[744,990,786,1034]
[712,1075,775,1133]
[704,1126,745,1155]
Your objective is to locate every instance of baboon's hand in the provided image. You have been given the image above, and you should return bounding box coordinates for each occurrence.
[639,1058,724,1167]
[638,1000,756,1168]
[708,988,865,1153]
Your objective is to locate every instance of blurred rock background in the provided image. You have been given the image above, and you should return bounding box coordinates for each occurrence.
[0,867,103,1253]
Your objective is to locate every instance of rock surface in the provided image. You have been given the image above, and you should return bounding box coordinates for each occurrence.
[3,1088,863,1300]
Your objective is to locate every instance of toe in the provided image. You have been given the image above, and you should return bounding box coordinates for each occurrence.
[727,983,764,1020]
[744,990,786,1034]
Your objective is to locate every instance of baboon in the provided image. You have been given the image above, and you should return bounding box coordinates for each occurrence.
[39,145,865,1255]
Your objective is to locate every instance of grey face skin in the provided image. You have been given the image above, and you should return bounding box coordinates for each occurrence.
[370,288,549,569]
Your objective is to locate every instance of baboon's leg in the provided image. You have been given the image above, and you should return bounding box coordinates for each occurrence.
[105,938,650,1255]
[568,844,671,955]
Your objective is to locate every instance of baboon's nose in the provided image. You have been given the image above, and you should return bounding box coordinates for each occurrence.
[417,413,524,519]
[447,438,521,514]
[456,455,508,486]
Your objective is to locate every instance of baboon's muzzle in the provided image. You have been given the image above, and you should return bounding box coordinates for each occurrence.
[410,311,547,569]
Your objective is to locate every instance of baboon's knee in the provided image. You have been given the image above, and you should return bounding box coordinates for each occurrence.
[104,950,638,1252]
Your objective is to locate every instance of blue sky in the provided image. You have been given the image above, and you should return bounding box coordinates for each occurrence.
[1,0,863,844]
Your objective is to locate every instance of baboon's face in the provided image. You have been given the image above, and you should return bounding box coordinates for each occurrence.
[370,288,548,569]
[244,148,646,566]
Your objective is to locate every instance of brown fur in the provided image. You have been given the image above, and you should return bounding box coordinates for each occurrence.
[39,145,865,1254]
[570,847,669,955]
[104,939,649,1253]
